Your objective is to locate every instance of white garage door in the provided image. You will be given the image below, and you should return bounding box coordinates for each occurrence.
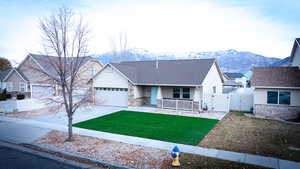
[32,85,54,99]
[95,87,128,107]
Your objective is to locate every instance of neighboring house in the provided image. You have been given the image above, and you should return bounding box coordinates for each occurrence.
[0,68,29,96]
[252,67,300,119]
[17,54,103,99]
[223,80,243,93]
[290,38,300,68]
[90,59,224,111]
[224,72,248,88]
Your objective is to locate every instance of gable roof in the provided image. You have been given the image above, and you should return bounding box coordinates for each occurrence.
[224,72,245,79]
[107,59,220,86]
[19,53,99,80]
[252,67,300,88]
[0,69,12,81]
[290,38,300,62]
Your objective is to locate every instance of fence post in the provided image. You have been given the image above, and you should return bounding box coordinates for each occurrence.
[176,100,178,110]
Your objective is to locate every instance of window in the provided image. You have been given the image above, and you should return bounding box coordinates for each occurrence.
[182,88,190,99]
[20,82,27,92]
[213,86,216,93]
[6,82,12,92]
[267,91,278,104]
[173,88,180,98]
[90,67,97,76]
[267,91,291,105]
[279,92,290,105]
[173,88,190,99]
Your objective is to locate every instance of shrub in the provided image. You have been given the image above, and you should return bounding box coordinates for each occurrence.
[16,94,25,100]
[0,93,6,101]
[5,93,12,99]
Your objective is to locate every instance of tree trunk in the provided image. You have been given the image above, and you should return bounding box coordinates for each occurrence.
[67,115,73,141]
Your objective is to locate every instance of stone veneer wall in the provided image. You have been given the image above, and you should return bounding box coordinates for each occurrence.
[128,83,149,107]
[254,104,300,120]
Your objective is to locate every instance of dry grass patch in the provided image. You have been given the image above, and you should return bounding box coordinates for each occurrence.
[199,112,300,162]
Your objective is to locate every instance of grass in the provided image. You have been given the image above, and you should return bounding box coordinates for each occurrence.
[199,112,300,162]
[161,153,271,169]
[73,110,218,145]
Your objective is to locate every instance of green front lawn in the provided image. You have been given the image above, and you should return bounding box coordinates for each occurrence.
[73,110,218,145]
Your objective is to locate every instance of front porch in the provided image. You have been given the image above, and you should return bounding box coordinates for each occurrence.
[129,85,202,112]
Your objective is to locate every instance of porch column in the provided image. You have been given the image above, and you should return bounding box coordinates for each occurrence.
[157,86,162,108]
[193,87,201,111]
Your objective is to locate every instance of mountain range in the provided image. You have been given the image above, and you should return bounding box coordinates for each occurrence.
[95,48,290,73]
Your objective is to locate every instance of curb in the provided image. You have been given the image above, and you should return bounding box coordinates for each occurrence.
[0,140,97,169]
[22,143,133,169]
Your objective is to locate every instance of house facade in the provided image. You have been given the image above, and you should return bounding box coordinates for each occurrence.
[0,69,30,96]
[290,38,300,68]
[10,53,103,98]
[252,67,300,119]
[91,59,224,111]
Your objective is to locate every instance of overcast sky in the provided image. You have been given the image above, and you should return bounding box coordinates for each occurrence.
[0,0,299,63]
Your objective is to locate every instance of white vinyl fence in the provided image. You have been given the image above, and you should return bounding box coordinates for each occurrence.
[203,93,230,112]
[229,88,254,112]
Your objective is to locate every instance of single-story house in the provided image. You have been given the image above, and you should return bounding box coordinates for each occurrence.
[224,72,248,88]
[252,67,300,119]
[0,68,29,96]
[90,59,224,111]
[290,38,300,68]
[13,53,103,98]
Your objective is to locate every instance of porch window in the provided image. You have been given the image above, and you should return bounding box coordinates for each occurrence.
[172,88,191,99]
[182,88,190,99]
[173,88,180,98]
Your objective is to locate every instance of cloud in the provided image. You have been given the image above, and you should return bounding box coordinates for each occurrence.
[0,0,298,63]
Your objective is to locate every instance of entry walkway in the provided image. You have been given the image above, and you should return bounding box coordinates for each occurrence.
[0,116,299,169]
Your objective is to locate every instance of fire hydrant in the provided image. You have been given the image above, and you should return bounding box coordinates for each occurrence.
[171,146,181,167]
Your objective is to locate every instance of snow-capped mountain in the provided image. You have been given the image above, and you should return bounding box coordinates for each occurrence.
[95,49,285,73]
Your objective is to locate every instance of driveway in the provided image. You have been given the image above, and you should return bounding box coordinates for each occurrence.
[31,105,123,125]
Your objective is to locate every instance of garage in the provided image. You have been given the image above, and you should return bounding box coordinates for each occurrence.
[31,85,55,99]
[95,87,128,107]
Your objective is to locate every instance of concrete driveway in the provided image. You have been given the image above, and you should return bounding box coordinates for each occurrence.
[31,105,123,125]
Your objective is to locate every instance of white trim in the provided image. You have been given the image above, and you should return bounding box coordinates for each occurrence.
[254,86,300,89]
[134,83,200,87]
[31,83,53,87]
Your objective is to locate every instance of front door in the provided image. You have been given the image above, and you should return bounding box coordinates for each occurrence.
[150,87,158,105]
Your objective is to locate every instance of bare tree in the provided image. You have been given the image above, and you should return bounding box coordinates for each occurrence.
[37,7,91,141]
[110,32,128,62]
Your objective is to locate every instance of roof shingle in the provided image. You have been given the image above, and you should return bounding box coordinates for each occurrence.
[252,67,300,88]
[110,59,217,86]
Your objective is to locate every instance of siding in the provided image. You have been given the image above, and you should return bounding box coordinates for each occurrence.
[18,56,51,84]
[73,60,103,87]
[93,65,129,88]
[202,62,223,94]
[5,70,26,91]
[254,88,300,106]
[292,46,300,68]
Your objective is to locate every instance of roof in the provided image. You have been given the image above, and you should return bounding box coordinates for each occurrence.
[252,67,300,88]
[109,59,219,86]
[223,80,243,87]
[224,72,245,79]
[26,53,94,78]
[290,38,300,62]
[0,69,12,81]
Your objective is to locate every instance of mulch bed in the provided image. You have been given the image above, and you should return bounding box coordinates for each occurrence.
[199,112,300,162]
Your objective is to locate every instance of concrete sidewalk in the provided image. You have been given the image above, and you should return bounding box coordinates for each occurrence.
[0,116,299,169]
